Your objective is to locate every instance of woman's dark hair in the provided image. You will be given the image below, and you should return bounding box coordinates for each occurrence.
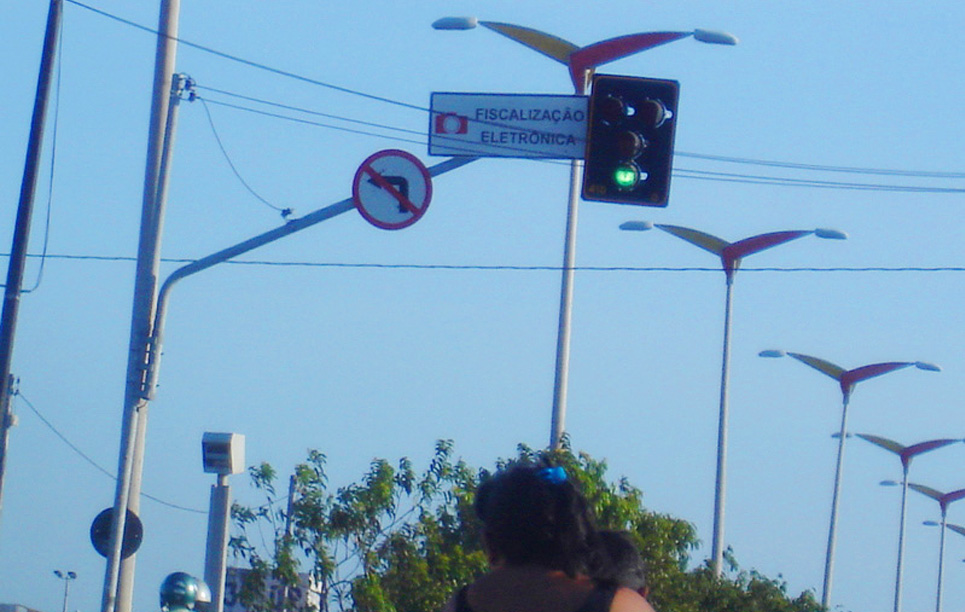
[473,462,598,576]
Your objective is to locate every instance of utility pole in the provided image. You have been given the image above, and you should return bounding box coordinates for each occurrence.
[279,475,297,612]
[0,0,63,528]
[101,1,181,611]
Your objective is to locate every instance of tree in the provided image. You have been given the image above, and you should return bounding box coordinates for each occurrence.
[229,440,822,612]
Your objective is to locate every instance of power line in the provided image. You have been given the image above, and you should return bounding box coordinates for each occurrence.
[197,96,427,147]
[195,94,578,161]
[196,85,429,139]
[674,169,965,194]
[197,97,292,217]
[196,91,963,193]
[194,86,963,193]
[675,151,965,179]
[23,11,65,295]
[2,252,964,274]
[65,0,426,113]
[14,387,206,514]
[67,0,965,188]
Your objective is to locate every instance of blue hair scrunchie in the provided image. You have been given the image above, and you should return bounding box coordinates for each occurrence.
[538,466,568,485]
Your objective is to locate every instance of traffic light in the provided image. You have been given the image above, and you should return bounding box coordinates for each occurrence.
[582,74,680,206]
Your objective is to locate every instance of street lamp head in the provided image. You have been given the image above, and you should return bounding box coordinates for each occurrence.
[915,361,942,372]
[758,349,786,358]
[814,228,848,240]
[432,16,478,30]
[880,480,900,487]
[692,29,740,45]
[924,520,941,526]
[619,220,653,232]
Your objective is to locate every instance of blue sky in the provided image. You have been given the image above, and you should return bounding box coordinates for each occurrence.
[2,2,965,612]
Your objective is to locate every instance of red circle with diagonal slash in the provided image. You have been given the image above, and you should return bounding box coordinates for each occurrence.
[352,149,433,230]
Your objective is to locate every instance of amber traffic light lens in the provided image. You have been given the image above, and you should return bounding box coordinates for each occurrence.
[615,131,645,159]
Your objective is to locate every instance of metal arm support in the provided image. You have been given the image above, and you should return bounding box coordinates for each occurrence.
[141,155,478,399]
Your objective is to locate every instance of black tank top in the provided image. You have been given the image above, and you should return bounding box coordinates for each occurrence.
[455,582,619,612]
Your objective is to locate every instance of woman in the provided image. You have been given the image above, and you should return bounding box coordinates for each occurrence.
[444,463,656,612]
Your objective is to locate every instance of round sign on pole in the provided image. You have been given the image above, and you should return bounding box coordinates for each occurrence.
[90,507,144,559]
[352,149,432,230]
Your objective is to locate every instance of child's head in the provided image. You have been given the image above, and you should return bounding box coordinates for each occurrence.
[594,530,648,595]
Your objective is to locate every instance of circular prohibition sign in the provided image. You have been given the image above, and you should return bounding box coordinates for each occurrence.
[352,149,433,230]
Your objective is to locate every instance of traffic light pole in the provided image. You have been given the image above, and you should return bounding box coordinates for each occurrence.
[549,72,588,450]
[140,154,477,405]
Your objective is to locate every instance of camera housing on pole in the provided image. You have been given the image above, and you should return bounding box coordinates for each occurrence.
[201,432,245,612]
[201,432,245,475]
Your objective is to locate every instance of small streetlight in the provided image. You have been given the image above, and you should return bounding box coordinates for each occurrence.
[433,17,738,453]
[912,485,965,612]
[859,435,958,612]
[622,222,846,577]
[54,570,77,612]
[759,350,940,609]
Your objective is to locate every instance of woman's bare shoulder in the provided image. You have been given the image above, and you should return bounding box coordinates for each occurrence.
[609,586,656,612]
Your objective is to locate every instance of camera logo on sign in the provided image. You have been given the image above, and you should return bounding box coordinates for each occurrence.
[434,112,469,134]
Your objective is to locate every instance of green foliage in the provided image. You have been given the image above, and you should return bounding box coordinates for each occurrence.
[230,441,821,612]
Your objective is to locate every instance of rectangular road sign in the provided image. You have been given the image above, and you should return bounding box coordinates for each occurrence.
[429,92,588,159]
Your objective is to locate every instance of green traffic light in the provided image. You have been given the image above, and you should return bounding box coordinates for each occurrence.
[612,163,640,190]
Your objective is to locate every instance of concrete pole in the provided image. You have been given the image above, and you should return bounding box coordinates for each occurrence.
[279,475,297,611]
[102,1,180,611]
[0,0,63,528]
[204,474,231,612]
[116,72,188,612]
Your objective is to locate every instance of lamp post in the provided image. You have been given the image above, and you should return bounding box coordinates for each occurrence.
[858,435,958,612]
[759,351,941,609]
[912,485,965,612]
[621,222,846,576]
[433,17,737,450]
[54,570,77,612]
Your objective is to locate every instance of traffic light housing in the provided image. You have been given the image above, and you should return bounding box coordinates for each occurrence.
[582,74,680,206]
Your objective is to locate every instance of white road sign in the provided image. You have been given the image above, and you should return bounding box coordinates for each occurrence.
[429,92,588,159]
[352,149,433,230]
[224,567,319,612]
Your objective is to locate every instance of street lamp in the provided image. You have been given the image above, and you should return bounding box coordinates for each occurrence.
[913,485,965,612]
[54,570,77,612]
[433,17,737,451]
[759,351,941,609]
[622,222,846,577]
[859,435,958,612]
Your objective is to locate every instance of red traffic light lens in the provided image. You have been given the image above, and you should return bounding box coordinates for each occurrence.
[598,95,627,125]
